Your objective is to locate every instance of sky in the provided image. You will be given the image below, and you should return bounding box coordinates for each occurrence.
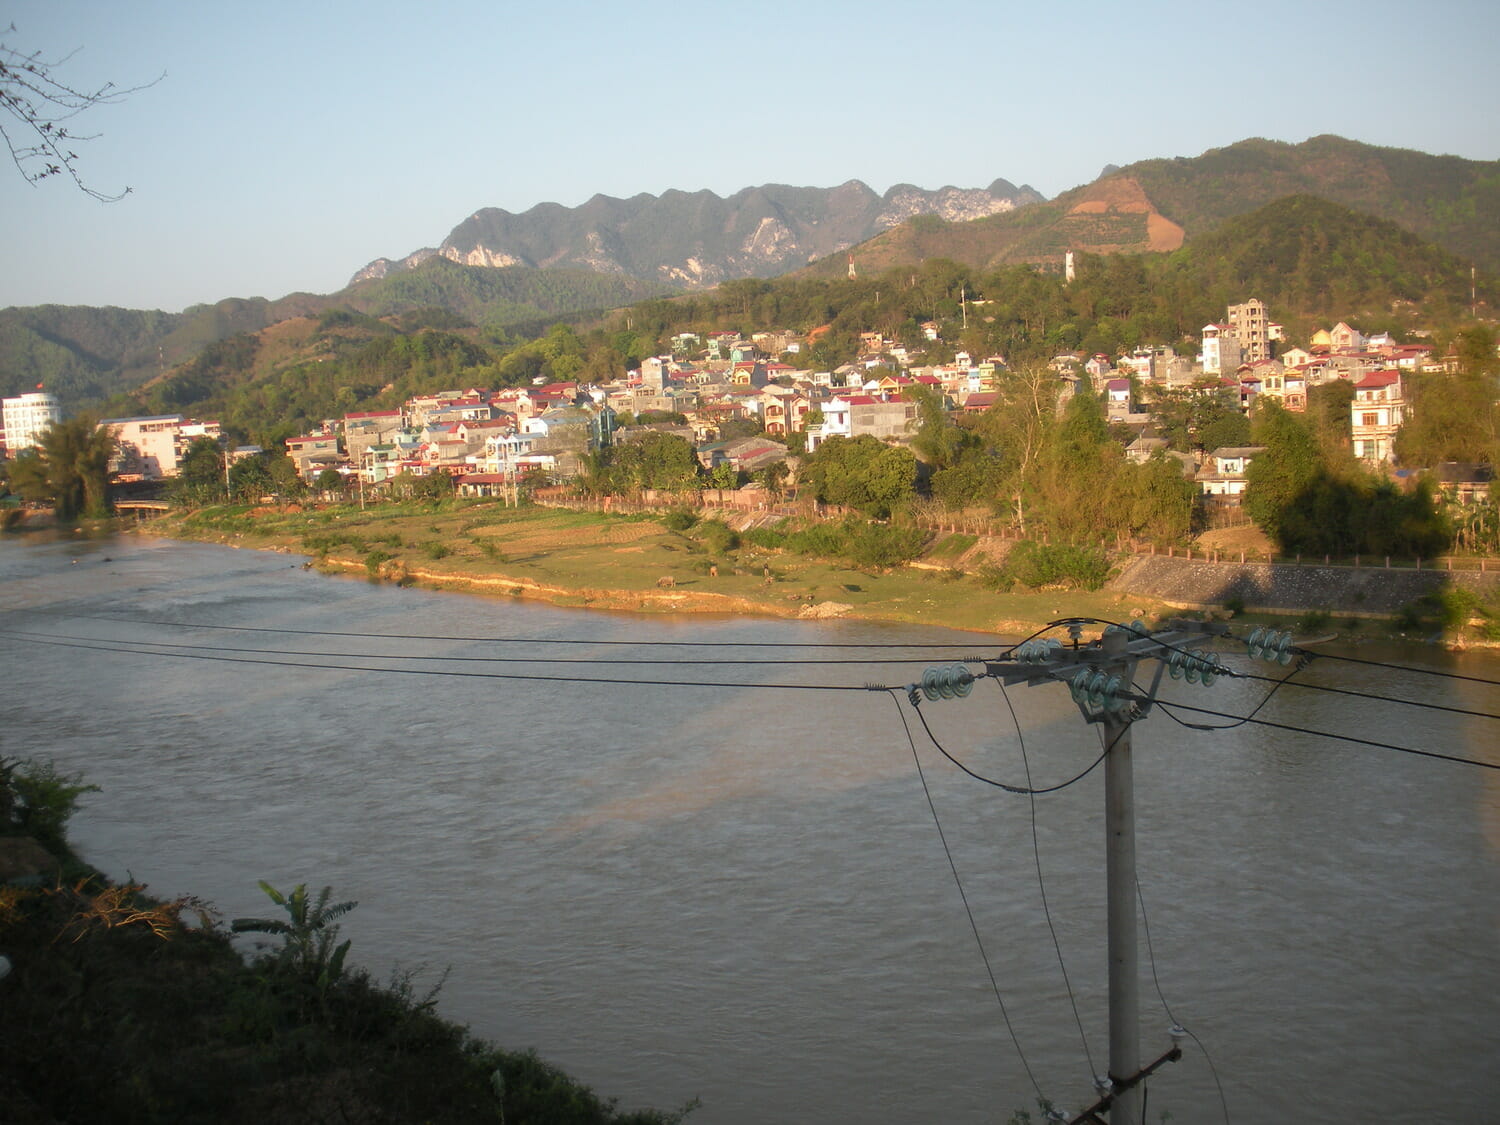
[3,0,1497,313]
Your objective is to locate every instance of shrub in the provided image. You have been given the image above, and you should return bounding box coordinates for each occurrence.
[422,540,451,560]
[695,519,739,554]
[843,521,927,568]
[660,510,697,531]
[999,541,1111,590]
[743,526,787,550]
[0,758,99,854]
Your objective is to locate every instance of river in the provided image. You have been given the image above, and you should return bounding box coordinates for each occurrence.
[1,532,1497,1123]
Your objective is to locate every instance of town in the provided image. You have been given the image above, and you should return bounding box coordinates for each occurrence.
[3,295,1492,559]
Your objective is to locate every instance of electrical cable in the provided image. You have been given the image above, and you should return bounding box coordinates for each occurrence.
[1152,698,1500,771]
[1291,646,1500,688]
[0,631,888,693]
[906,696,1112,796]
[1135,876,1231,1125]
[1229,665,1500,722]
[5,607,999,651]
[885,689,1049,1107]
[994,677,1098,1078]
[0,625,976,668]
[1138,660,1306,732]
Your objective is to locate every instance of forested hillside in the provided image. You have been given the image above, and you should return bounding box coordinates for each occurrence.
[0,264,664,412]
[804,135,1500,280]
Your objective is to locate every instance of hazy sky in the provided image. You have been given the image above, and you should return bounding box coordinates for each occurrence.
[3,0,1497,313]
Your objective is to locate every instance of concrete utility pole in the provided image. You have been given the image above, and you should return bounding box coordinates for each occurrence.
[983,620,1223,1123]
[1101,628,1141,1125]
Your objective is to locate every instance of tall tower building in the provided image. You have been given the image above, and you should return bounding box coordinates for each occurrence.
[2,391,62,454]
[1226,299,1270,363]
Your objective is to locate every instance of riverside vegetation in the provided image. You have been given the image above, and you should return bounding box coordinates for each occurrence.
[148,493,1500,644]
[0,756,696,1124]
[157,496,1158,636]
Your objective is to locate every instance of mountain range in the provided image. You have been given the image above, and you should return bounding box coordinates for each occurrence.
[351,179,1044,288]
[2,135,1496,412]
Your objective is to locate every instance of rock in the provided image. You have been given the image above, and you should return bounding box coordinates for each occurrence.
[798,601,853,619]
[0,837,60,883]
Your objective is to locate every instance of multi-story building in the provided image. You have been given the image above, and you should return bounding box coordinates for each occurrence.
[1227,299,1271,363]
[102,415,221,480]
[1200,324,1244,375]
[1351,370,1406,463]
[2,391,62,454]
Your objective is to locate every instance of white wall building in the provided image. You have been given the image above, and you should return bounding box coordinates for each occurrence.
[2,391,62,454]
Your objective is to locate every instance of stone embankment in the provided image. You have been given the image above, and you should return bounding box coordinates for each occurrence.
[1112,555,1500,616]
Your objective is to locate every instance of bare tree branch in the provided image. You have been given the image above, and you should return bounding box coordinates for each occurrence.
[0,23,163,201]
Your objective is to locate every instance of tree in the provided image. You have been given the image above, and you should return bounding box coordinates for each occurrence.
[228,455,273,502]
[800,434,916,519]
[904,384,973,472]
[315,467,345,494]
[973,366,1059,530]
[1,25,160,200]
[174,436,226,505]
[16,415,114,519]
[1243,401,1323,550]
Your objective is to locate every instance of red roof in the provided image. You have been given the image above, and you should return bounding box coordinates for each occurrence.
[1355,370,1401,388]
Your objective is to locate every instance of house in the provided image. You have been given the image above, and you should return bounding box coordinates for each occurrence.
[1329,321,1365,353]
[1258,367,1307,412]
[343,410,403,466]
[284,431,343,480]
[696,436,788,474]
[1196,446,1266,506]
[1432,463,1493,505]
[761,389,816,436]
[1351,370,1405,463]
[1104,378,1134,419]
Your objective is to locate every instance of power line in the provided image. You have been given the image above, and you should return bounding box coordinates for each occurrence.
[0,625,978,668]
[1135,877,1230,1125]
[5,608,1001,651]
[1294,646,1500,688]
[0,632,889,694]
[1152,698,1500,771]
[997,678,1098,1078]
[885,690,1050,1108]
[1230,665,1500,722]
[906,692,1112,796]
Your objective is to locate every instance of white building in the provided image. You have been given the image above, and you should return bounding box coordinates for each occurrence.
[1200,325,1243,376]
[2,391,62,454]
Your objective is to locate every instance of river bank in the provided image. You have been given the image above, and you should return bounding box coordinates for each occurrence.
[139,499,1163,638]
[131,498,1498,644]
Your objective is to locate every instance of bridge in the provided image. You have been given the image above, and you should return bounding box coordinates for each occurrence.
[114,500,173,519]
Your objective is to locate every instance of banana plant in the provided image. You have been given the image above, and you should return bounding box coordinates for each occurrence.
[232,881,358,989]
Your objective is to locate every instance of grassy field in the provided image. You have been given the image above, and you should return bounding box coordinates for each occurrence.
[150,498,1169,637]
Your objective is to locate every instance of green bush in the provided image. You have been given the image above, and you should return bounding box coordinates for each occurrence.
[660,510,698,531]
[843,521,928,568]
[422,540,451,560]
[0,758,99,854]
[997,541,1111,590]
[695,519,739,554]
[743,526,787,550]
